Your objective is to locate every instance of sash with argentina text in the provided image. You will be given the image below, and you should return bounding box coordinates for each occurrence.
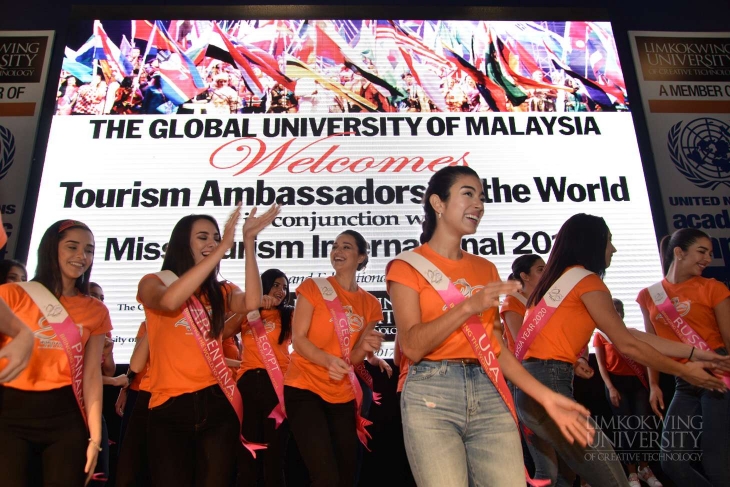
[313,278,374,449]
[153,271,266,458]
[389,252,549,487]
[514,268,594,362]
[648,281,730,388]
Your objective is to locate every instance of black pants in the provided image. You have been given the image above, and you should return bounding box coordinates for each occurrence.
[0,385,87,486]
[237,369,290,487]
[117,388,139,451]
[147,384,239,487]
[284,386,357,487]
[115,390,151,487]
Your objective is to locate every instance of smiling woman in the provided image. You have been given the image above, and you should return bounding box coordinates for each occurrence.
[283,229,384,487]
[132,205,279,486]
[0,219,111,486]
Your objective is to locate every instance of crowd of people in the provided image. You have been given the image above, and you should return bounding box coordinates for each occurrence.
[0,164,728,487]
[56,57,610,117]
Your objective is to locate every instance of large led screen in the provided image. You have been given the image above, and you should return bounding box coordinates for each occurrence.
[30,19,661,360]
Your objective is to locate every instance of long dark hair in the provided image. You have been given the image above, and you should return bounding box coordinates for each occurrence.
[527,214,609,307]
[162,215,226,338]
[420,166,480,244]
[261,269,293,344]
[509,254,542,286]
[33,220,93,297]
[0,259,26,282]
[659,229,710,276]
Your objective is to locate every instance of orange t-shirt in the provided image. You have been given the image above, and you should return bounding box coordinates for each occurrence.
[636,277,730,360]
[238,307,291,378]
[396,346,411,394]
[523,268,608,364]
[385,243,502,362]
[0,282,112,391]
[138,274,240,408]
[593,332,636,376]
[284,277,383,404]
[500,293,527,354]
[129,322,150,392]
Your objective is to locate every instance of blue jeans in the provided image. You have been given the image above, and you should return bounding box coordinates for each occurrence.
[660,375,730,486]
[401,360,524,487]
[516,359,628,487]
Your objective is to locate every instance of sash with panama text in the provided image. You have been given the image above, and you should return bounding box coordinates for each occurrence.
[648,281,730,388]
[246,309,286,427]
[595,330,649,389]
[17,281,87,425]
[153,271,266,457]
[313,277,374,449]
[514,267,594,361]
[390,251,549,487]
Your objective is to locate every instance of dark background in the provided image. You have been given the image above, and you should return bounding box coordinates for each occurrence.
[4,2,728,485]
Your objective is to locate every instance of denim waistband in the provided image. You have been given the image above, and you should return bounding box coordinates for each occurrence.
[418,358,481,366]
[522,358,573,367]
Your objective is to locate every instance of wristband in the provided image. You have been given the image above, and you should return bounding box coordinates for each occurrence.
[688,346,695,360]
[126,370,137,384]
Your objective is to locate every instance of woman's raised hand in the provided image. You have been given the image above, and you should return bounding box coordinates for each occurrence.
[220,203,242,251]
[243,205,281,242]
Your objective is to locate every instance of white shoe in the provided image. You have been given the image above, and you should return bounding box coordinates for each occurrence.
[628,473,641,487]
[638,466,663,487]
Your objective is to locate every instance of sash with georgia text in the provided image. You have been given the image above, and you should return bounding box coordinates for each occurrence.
[313,278,374,449]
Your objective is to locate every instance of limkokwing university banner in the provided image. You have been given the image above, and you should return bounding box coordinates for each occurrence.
[0,31,54,259]
[630,31,730,288]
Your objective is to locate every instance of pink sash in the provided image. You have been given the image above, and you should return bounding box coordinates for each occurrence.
[184,295,266,458]
[596,331,649,389]
[313,278,373,449]
[514,268,593,361]
[247,310,287,427]
[18,282,87,426]
[391,252,549,487]
[648,281,730,388]
[354,363,382,405]
[153,271,265,458]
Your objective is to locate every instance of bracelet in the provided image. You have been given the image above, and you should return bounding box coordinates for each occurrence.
[689,346,695,360]
[89,438,102,452]
[126,370,137,384]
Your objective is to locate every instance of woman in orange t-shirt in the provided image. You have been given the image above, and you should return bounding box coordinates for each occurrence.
[386,167,594,487]
[137,205,278,486]
[0,220,111,486]
[516,214,727,487]
[501,254,545,355]
[284,230,384,487]
[594,299,660,487]
[115,321,152,487]
[637,228,730,486]
[237,268,293,487]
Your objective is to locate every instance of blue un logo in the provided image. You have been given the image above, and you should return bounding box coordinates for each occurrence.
[667,118,730,190]
[0,124,16,182]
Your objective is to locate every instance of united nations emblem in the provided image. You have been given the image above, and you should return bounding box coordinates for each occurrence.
[667,118,730,190]
[0,124,16,182]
